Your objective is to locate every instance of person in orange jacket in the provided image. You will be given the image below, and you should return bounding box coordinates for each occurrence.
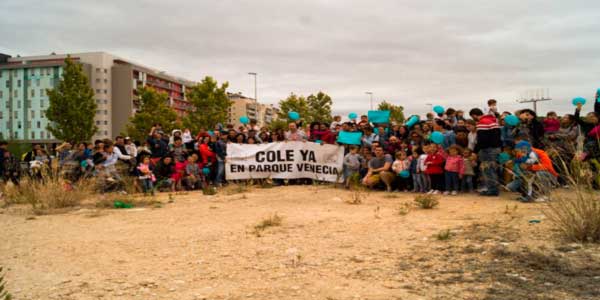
[507,140,557,202]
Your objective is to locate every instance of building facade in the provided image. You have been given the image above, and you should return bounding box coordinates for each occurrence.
[227,92,276,128]
[0,52,195,143]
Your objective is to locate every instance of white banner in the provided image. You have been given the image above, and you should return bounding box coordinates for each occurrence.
[226,141,344,182]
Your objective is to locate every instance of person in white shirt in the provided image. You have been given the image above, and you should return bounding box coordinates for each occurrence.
[285,123,307,141]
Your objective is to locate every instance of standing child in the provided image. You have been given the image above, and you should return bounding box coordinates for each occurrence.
[418,144,431,193]
[543,111,560,135]
[461,148,476,193]
[343,145,363,188]
[425,144,445,194]
[137,156,156,195]
[392,151,412,192]
[409,149,422,193]
[443,145,464,195]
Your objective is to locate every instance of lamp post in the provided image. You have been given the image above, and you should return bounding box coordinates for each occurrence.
[248,72,257,102]
[365,91,373,110]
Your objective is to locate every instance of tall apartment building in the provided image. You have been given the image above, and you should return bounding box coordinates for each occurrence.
[0,52,195,143]
[227,92,276,128]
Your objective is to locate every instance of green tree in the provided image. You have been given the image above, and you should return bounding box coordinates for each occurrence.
[46,56,97,143]
[307,91,333,123]
[277,91,333,123]
[125,87,178,142]
[378,100,405,124]
[184,76,231,133]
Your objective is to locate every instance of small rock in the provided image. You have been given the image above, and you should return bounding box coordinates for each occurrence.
[544,282,554,286]
[169,287,177,292]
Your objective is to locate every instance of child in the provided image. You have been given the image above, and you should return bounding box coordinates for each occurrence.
[425,144,445,194]
[343,145,363,188]
[461,148,476,193]
[392,151,412,192]
[417,144,431,193]
[409,148,423,192]
[543,111,560,134]
[486,99,498,117]
[183,154,202,190]
[137,156,156,195]
[443,145,464,195]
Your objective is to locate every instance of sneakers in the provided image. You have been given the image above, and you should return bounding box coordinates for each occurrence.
[427,189,435,194]
[479,191,499,196]
[443,191,450,195]
[451,191,458,196]
[432,190,440,195]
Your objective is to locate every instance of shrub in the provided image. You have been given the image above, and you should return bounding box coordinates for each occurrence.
[0,266,12,300]
[252,213,283,237]
[436,229,452,241]
[345,190,364,205]
[414,194,439,209]
[202,186,217,195]
[546,186,600,243]
[2,177,95,214]
[397,202,412,215]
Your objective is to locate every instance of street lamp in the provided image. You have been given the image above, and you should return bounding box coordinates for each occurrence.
[365,91,373,110]
[248,72,257,102]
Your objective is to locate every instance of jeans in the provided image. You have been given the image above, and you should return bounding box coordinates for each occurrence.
[444,171,459,192]
[478,148,501,194]
[507,170,556,200]
[140,178,153,193]
[461,175,474,192]
[215,158,225,185]
[412,173,423,192]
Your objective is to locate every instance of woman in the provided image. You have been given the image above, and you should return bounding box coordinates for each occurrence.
[154,156,175,191]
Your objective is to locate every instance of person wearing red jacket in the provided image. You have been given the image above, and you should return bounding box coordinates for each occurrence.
[508,140,557,202]
[425,143,445,194]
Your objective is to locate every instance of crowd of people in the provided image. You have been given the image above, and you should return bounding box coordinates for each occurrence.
[1,95,599,202]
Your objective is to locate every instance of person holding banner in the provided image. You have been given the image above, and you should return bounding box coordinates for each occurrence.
[362,146,395,192]
[285,122,307,141]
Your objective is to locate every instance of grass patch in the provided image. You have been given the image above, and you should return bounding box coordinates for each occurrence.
[414,194,439,209]
[546,186,600,243]
[224,183,249,195]
[345,190,364,205]
[252,213,283,237]
[0,266,12,300]
[436,229,453,241]
[397,202,412,216]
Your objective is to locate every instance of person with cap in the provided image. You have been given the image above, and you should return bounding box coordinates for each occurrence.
[507,140,557,202]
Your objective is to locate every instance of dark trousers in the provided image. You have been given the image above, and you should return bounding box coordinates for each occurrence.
[444,171,459,192]
[429,174,444,191]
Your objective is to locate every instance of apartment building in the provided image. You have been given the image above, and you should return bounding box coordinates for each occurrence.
[0,52,195,143]
[227,92,276,128]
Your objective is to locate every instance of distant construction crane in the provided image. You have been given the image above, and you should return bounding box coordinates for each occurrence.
[516,88,551,113]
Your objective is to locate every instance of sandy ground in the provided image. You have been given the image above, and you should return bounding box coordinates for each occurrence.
[1,185,600,300]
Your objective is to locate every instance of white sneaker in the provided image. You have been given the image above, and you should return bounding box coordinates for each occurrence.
[443,191,450,195]
[427,189,435,194]
[432,190,440,195]
[451,191,458,196]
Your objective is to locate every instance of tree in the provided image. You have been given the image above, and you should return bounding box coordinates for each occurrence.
[277,93,310,121]
[46,56,97,143]
[378,100,405,124]
[125,87,178,142]
[307,91,333,123]
[183,76,231,133]
[277,91,333,123]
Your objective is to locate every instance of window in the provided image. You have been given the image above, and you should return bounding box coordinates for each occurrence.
[31,110,35,118]
[96,120,100,125]
[14,111,17,119]
[96,99,101,104]
[104,110,108,115]
[31,131,35,139]
[104,79,108,83]
[0,91,3,98]
[17,121,21,129]
[40,89,44,96]
[36,121,40,128]
[13,90,18,97]
[41,110,45,118]
[96,110,101,115]
[0,70,2,78]
[41,131,44,139]
[31,89,35,97]
[104,130,108,135]
[40,100,45,108]
[96,78,100,83]
[17,101,21,109]
[104,99,108,104]
[46,68,51,76]
[104,69,108,73]
[104,89,108,94]
[0,112,2,119]
[96,68,101,72]
[5,81,9,88]
[104,120,108,125]
[14,132,18,139]
[26,121,31,129]
[96,89,100,94]
[36,79,40,86]
[31,69,35,76]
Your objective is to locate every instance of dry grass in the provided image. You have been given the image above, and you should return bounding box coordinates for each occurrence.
[414,194,439,209]
[223,183,250,195]
[345,190,364,205]
[252,213,283,237]
[1,177,96,215]
[397,202,412,216]
[0,266,13,300]
[435,229,453,241]
[546,187,600,243]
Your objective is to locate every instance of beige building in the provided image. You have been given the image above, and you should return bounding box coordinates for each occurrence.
[227,92,277,128]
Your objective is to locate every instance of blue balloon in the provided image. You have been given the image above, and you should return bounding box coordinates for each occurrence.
[433,105,445,114]
[208,130,214,136]
[288,111,300,120]
[430,131,444,144]
[239,116,250,124]
[348,112,358,120]
[406,115,419,128]
[572,97,586,106]
[399,170,410,178]
[202,167,210,175]
[504,114,520,126]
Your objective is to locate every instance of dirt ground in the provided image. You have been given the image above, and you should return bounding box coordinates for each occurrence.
[1,185,600,300]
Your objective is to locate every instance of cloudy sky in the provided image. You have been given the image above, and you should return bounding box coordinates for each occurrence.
[1,0,599,117]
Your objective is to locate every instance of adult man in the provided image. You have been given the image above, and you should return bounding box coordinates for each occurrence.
[470,108,502,196]
[285,122,307,141]
[362,146,395,192]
